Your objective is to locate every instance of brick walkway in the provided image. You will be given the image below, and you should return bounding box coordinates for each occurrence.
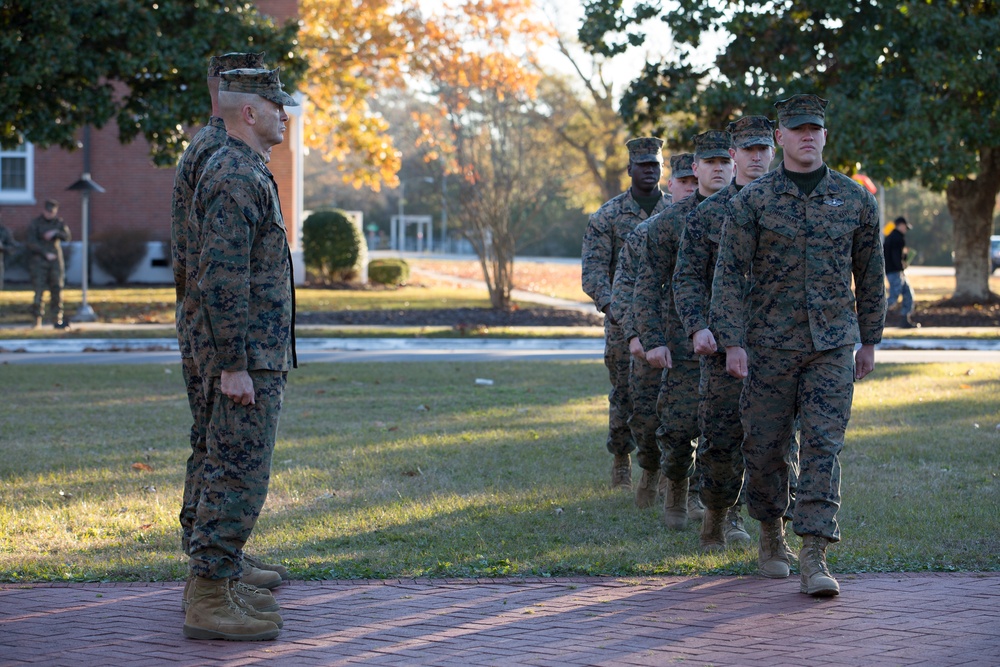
[2,573,998,666]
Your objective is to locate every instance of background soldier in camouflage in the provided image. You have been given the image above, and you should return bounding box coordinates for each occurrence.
[170,52,288,604]
[633,131,734,529]
[25,199,71,329]
[0,213,17,311]
[673,117,776,551]
[610,153,697,508]
[709,95,886,596]
[183,67,299,641]
[582,137,670,489]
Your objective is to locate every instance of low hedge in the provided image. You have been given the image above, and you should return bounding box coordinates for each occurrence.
[368,258,410,286]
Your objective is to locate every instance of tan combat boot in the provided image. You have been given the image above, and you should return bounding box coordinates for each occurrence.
[656,471,669,500]
[245,553,289,581]
[33,316,43,329]
[230,581,283,628]
[799,535,840,597]
[758,519,791,578]
[232,580,280,612]
[241,564,283,590]
[723,506,752,548]
[662,477,689,529]
[699,507,727,553]
[611,453,632,489]
[183,576,280,641]
[687,491,706,522]
[181,576,193,613]
[634,469,660,508]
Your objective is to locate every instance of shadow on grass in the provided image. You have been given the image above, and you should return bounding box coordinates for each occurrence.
[2,361,999,582]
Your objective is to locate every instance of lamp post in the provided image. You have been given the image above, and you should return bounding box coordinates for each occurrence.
[67,172,105,322]
[439,171,448,254]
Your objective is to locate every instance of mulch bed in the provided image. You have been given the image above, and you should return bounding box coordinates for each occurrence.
[898,301,1000,328]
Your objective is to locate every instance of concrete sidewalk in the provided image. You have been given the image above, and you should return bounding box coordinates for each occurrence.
[3,573,998,666]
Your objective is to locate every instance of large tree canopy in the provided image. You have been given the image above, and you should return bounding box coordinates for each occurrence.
[0,0,305,165]
[581,0,1000,302]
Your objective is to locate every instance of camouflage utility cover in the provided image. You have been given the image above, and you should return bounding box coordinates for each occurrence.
[775,94,828,128]
[208,52,265,77]
[669,152,695,179]
[727,116,775,149]
[626,137,664,163]
[220,68,297,107]
[692,130,732,160]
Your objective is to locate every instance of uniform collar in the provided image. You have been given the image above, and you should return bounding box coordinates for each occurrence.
[773,163,837,197]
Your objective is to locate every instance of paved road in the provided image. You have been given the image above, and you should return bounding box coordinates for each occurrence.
[2,341,1000,365]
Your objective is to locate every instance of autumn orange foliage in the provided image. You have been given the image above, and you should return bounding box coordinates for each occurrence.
[298,0,552,191]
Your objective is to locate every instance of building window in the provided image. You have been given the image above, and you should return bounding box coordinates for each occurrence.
[0,142,34,204]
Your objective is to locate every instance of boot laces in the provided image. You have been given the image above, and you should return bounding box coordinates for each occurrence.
[765,524,788,558]
[225,581,250,618]
[806,540,832,576]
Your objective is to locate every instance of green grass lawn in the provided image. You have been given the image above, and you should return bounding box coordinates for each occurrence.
[1,361,998,583]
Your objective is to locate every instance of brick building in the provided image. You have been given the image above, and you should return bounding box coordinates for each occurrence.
[0,0,303,284]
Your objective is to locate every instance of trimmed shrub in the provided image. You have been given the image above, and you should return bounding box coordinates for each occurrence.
[303,209,365,283]
[368,258,410,286]
[93,228,150,285]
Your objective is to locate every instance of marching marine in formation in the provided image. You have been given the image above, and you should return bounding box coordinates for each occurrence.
[673,116,777,551]
[609,153,698,508]
[582,137,671,489]
[709,94,886,596]
[633,130,735,529]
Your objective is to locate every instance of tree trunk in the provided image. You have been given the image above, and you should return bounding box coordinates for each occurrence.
[945,147,1000,305]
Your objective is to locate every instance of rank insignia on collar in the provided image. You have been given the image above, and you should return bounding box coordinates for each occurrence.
[824,198,844,207]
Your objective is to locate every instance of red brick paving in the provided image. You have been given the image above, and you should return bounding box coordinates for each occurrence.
[2,573,999,666]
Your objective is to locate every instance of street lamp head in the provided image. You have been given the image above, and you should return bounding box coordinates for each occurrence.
[67,172,106,193]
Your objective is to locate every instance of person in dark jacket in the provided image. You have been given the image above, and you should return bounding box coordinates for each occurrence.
[884,216,917,328]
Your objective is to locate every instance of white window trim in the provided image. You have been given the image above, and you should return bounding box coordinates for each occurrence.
[0,142,35,205]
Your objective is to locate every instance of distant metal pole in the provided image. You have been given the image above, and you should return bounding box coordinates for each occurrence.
[67,170,105,322]
[77,188,96,321]
[440,171,448,253]
[398,180,406,251]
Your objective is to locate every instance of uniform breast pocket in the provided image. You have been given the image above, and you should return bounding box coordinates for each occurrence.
[819,218,859,257]
[757,214,800,263]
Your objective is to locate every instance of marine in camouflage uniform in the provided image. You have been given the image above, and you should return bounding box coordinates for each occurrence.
[172,51,265,564]
[673,117,781,551]
[26,200,71,328]
[582,137,670,489]
[184,68,298,641]
[25,199,72,329]
[610,219,664,505]
[709,95,886,596]
[634,131,734,529]
[0,218,16,300]
[610,153,698,508]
